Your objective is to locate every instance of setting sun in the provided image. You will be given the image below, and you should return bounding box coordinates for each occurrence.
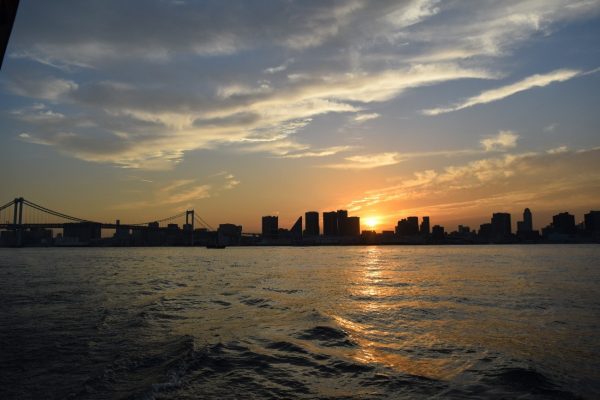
[364,217,379,229]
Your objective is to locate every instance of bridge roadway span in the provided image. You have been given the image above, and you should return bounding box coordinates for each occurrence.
[0,223,162,230]
[0,223,261,236]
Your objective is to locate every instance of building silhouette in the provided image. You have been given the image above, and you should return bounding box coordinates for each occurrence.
[4,193,600,247]
[517,208,533,232]
[491,212,511,241]
[262,216,278,238]
[304,211,319,236]
[323,211,339,236]
[337,210,348,236]
[552,212,576,235]
[516,208,540,242]
[218,223,242,245]
[584,211,600,233]
[290,216,303,241]
[114,219,131,245]
[478,223,492,242]
[420,216,430,235]
[322,209,361,238]
[63,222,101,244]
[431,225,445,241]
[345,216,360,236]
[395,216,419,236]
[458,225,470,234]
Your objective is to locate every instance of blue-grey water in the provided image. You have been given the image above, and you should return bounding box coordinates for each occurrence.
[1,245,599,399]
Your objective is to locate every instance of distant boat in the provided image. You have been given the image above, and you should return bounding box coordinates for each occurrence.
[206,244,226,249]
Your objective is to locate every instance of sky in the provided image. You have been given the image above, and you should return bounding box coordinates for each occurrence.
[1,0,599,232]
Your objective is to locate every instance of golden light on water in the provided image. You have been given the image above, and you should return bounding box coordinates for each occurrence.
[328,246,473,381]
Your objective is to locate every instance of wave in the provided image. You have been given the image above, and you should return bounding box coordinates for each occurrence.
[296,325,356,347]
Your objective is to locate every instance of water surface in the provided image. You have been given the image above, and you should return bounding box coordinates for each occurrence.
[1,245,598,399]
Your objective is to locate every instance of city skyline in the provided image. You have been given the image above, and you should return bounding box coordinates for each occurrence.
[1,1,599,232]
[1,194,598,247]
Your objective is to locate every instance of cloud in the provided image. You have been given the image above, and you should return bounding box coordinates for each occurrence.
[7,62,491,168]
[111,178,212,210]
[324,152,404,169]
[480,130,519,151]
[401,0,600,63]
[322,134,517,169]
[10,1,599,69]
[281,1,366,49]
[423,69,581,115]
[353,113,380,123]
[164,176,237,205]
[385,0,440,28]
[346,147,600,219]
[162,184,211,204]
[222,173,240,190]
[279,146,354,159]
[264,59,294,74]
[4,1,600,169]
[547,145,568,154]
[7,75,78,100]
[543,123,558,132]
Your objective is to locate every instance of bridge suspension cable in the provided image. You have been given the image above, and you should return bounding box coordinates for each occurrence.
[194,214,214,231]
[128,211,188,226]
[22,199,96,223]
[1,197,208,230]
[0,199,16,212]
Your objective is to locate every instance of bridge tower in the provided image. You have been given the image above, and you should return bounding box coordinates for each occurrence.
[13,197,23,246]
[186,210,194,246]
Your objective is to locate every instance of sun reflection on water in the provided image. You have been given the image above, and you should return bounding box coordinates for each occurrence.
[332,247,474,381]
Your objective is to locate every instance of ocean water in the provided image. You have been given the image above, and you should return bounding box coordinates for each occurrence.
[0,245,599,399]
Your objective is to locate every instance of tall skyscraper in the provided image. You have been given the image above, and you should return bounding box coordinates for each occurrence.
[262,216,278,238]
[516,208,539,241]
[304,211,320,236]
[517,208,533,232]
[323,211,338,236]
[491,212,511,239]
[345,216,360,236]
[337,210,348,236]
[523,208,533,231]
[420,216,430,235]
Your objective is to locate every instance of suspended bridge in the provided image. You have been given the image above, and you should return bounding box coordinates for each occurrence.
[0,197,219,246]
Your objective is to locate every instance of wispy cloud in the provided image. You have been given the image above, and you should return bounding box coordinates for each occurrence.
[264,58,294,74]
[222,173,240,190]
[5,1,600,170]
[353,113,380,123]
[326,130,520,170]
[279,145,354,159]
[163,184,211,204]
[547,145,568,154]
[323,152,404,169]
[7,75,78,100]
[480,130,519,151]
[345,147,600,218]
[423,69,581,115]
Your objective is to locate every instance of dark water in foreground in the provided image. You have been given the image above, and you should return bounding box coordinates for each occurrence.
[1,245,599,399]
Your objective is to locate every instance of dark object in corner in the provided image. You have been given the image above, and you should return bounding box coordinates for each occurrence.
[0,0,19,70]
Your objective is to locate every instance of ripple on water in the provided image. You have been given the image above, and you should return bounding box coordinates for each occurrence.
[296,325,356,347]
[1,246,598,399]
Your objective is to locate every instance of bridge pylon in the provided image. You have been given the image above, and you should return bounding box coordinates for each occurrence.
[13,197,23,246]
[186,210,194,246]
